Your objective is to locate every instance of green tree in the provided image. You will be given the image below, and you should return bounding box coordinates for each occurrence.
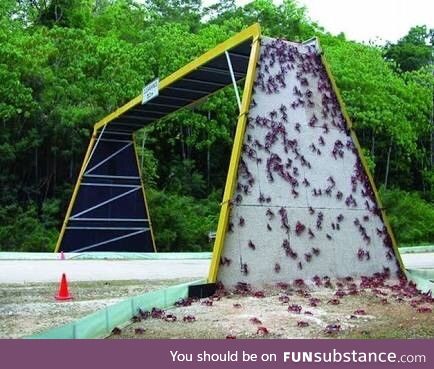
[380,187,434,245]
[384,25,433,72]
[322,35,431,190]
[0,0,432,252]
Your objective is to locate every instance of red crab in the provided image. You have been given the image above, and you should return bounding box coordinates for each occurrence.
[138,308,150,319]
[164,314,177,322]
[151,308,165,319]
[297,321,309,327]
[235,282,251,295]
[249,317,262,325]
[335,290,346,298]
[294,279,305,287]
[295,221,306,235]
[288,304,302,314]
[324,324,341,334]
[175,298,193,307]
[256,326,269,335]
[312,275,322,287]
[254,290,266,298]
[183,315,196,322]
[276,282,289,289]
[312,247,320,256]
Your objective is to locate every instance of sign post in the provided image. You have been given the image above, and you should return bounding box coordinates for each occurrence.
[142,78,159,104]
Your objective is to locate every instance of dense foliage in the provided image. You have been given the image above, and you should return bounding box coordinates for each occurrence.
[380,187,434,245]
[0,0,432,252]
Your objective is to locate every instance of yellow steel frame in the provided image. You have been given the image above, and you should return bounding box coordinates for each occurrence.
[207,33,262,283]
[55,24,261,253]
[318,40,405,271]
[54,128,97,253]
[54,129,157,253]
[133,133,157,252]
[94,23,261,132]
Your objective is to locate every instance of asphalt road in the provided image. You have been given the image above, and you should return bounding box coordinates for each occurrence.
[0,259,209,283]
[0,252,431,283]
[400,252,434,270]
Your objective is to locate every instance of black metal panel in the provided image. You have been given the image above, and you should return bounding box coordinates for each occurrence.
[159,87,207,101]
[106,40,252,130]
[170,79,219,93]
[59,131,154,252]
[206,54,247,75]
[87,40,253,137]
[181,69,234,85]
[104,126,137,134]
[188,283,217,298]
[107,121,150,131]
[229,41,252,57]
[85,143,137,177]
[61,228,152,253]
[69,219,150,228]
[71,186,144,217]
[58,38,254,253]
[98,131,132,141]
[129,106,180,117]
[81,176,141,186]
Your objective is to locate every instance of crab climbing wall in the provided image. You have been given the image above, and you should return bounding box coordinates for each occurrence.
[217,37,402,288]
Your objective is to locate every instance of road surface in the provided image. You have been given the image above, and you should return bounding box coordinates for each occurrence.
[0,252,432,283]
[0,259,208,283]
[401,252,434,270]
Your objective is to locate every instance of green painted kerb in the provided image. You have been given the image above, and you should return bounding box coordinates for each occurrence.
[27,279,206,339]
[0,252,212,260]
[405,270,434,294]
[398,245,434,254]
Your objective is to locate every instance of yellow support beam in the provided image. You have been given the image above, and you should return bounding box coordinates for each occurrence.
[132,133,157,253]
[55,24,262,253]
[318,41,405,272]
[94,23,262,132]
[207,32,262,283]
[54,129,98,252]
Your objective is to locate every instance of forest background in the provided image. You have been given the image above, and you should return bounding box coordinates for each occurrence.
[0,0,432,252]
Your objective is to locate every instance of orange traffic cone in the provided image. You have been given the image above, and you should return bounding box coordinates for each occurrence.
[55,273,73,301]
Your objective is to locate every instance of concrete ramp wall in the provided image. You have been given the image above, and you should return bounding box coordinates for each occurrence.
[218,37,400,288]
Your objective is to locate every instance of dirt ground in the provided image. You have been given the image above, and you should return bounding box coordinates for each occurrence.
[108,279,434,340]
[0,278,192,338]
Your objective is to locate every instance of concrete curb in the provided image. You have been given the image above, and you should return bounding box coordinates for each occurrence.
[27,279,206,339]
[0,252,212,260]
[399,245,434,254]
